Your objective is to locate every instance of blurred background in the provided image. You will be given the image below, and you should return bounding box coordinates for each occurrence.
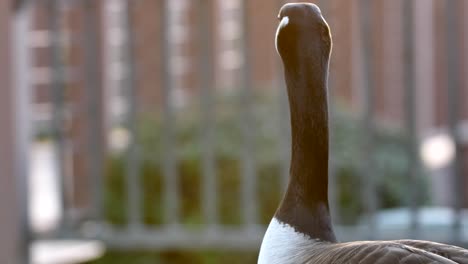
[1,0,468,263]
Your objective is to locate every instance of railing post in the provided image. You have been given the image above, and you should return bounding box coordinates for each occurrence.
[319,0,340,226]
[446,0,464,243]
[48,0,68,230]
[198,0,218,228]
[82,0,105,223]
[160,0,180,227]
[359,0,378,239]
[276,0,291,197]
[123,0,143,231]
[403,0,421,238]
[0,0,33,263]
[240,0,258,228]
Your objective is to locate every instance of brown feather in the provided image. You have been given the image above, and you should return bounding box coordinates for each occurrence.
[301,240,464,264]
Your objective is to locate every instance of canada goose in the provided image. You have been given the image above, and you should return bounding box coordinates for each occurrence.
[258,3,468,264]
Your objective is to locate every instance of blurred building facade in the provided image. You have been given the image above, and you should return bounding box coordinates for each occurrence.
[1,1,468,262]
[27,0,468,213]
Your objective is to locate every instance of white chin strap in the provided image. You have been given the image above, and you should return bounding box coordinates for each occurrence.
[275,16,289,55]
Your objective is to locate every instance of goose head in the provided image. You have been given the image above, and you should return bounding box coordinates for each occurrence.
[276,3,332,65]
[275,3,332,117]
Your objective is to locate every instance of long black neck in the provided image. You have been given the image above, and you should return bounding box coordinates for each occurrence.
[275,51,336,242]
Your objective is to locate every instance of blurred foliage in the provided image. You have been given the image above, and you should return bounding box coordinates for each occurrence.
[331,107,430,223]
[90,94,429,263]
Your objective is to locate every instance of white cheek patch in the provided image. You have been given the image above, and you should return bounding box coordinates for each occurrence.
[275,16,289,55]
[258,217,319,264]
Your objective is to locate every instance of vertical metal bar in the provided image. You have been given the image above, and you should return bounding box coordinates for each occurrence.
[123,0,142,230]
[403,0,420,238]
[160,0,179,226]
[12,1,33,262]
[240,0,257,227]
[198,0,217,227]
[276,0,290,199]
[446,0,463,243]
[82,0,104,222]
[317,0,339,225]
[359,0,378,238]
[48,0,68,230]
